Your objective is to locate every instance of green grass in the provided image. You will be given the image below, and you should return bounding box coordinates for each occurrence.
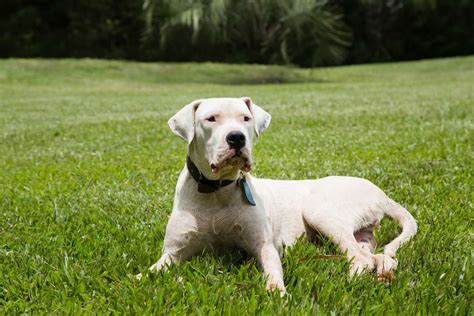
[0,56,472,314]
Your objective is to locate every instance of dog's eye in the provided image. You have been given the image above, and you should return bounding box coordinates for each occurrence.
[244,116,251,122]
[207,116,216,122]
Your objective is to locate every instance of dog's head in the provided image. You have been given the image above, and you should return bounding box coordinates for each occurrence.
[168,97,271,180]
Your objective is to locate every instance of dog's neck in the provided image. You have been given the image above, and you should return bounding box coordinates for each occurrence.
[186,156,237,193]
[184,157,256,206]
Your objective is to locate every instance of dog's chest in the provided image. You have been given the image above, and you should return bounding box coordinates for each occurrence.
[176,180,265,248]
[194,205,248,239]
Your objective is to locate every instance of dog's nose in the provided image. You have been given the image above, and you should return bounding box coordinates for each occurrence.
[226,131,246,151]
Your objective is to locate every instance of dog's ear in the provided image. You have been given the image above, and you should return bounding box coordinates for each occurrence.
[168,99,201,143]
[241,97,271,136]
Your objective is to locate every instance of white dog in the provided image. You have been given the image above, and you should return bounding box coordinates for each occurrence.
[139,97,417,294]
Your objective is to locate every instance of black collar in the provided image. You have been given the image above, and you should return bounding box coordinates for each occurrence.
[186,156,236,193]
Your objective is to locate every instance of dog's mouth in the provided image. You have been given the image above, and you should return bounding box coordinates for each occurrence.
[210,149,252,173]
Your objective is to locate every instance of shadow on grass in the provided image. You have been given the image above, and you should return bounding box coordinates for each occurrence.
[217,68,322,85]
[0,58,325,86]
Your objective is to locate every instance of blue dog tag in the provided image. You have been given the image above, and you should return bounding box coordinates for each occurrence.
[239,176,256,206]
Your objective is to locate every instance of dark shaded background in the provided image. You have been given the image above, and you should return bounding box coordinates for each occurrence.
[1,0,472,67]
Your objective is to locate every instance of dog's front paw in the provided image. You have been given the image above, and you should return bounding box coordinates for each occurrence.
[373,254,398,284]
[267,281,286,297]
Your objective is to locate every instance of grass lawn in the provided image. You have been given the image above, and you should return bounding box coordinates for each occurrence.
[0,56,472,314]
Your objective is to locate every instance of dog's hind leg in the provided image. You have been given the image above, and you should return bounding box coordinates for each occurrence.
[303,209,375,276]
[368,200,416,283]
[353,224,398,283]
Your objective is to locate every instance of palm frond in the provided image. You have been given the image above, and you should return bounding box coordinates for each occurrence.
[143,0,352,66]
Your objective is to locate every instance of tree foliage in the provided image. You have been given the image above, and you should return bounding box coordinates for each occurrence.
[143,0,351,66]
[0,0,472,66]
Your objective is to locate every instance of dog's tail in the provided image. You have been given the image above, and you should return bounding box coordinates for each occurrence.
[383,200,417,258]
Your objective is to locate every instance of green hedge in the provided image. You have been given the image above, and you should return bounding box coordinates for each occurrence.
[1,0,472,66]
